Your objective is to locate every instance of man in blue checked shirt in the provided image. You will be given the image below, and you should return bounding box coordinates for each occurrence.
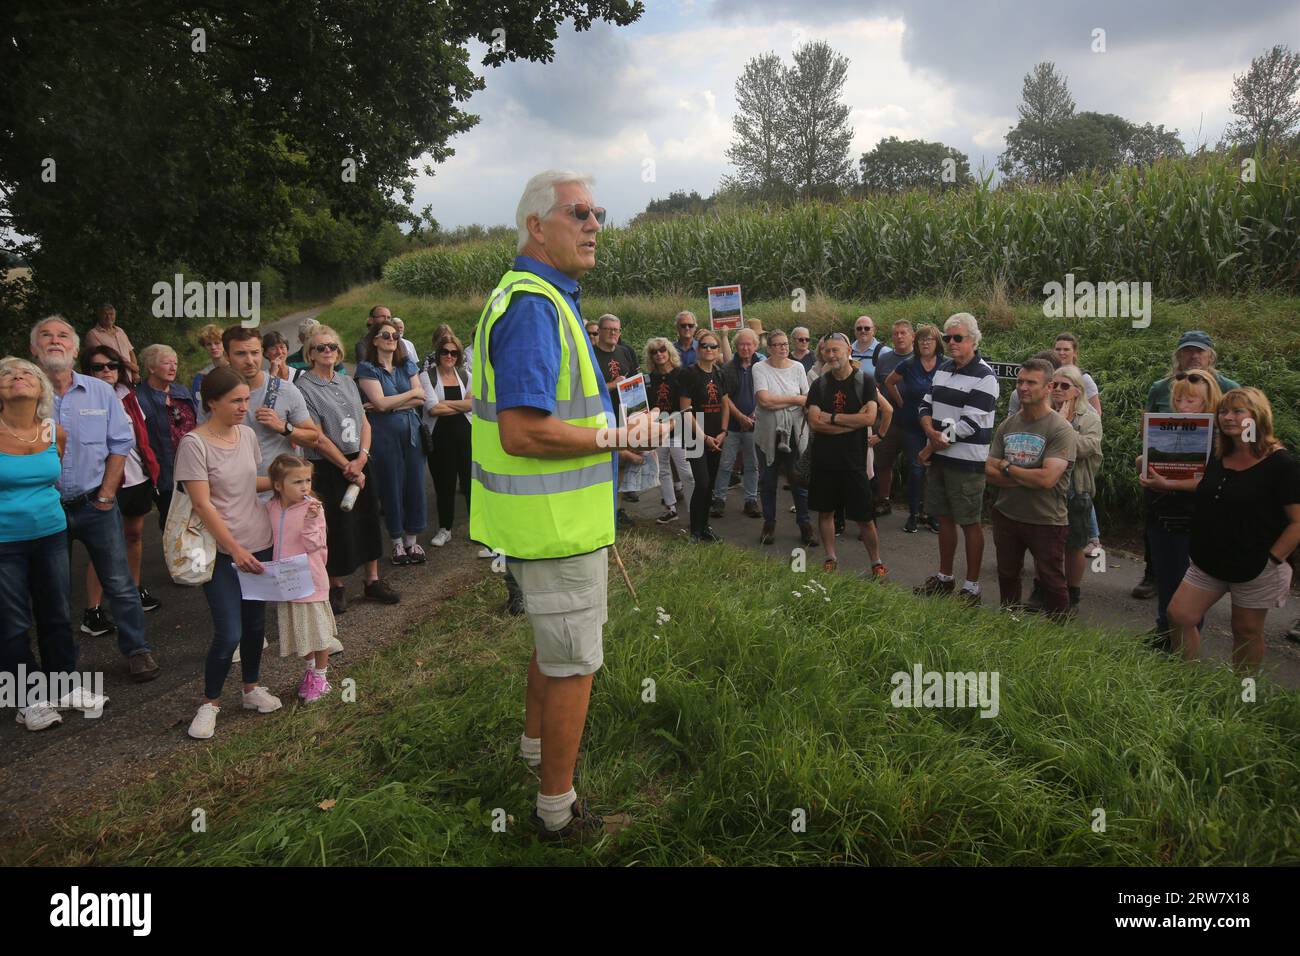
[31,317,159,683]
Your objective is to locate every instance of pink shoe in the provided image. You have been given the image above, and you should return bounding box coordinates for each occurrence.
[297,668,314,700]
[302,671,332,703]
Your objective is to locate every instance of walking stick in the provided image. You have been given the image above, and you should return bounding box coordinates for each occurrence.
[611,543,639,606]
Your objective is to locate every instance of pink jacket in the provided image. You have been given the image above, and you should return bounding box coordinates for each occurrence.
[266,497,329,603]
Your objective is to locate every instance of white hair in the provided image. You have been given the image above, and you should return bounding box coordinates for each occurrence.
[733,328,760,347]
[139,343,178,376]
[944,312,981,346]
[297,317,320,344]
[792,326,809,337]
[30,315,79,356]
[516,169,596,253]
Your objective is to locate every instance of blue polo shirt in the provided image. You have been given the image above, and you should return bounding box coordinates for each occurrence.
[676,340,698,367]
[487,255,618,525]
[53,372,136,499]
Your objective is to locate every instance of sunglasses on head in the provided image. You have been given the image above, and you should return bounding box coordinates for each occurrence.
[90,361,121,372]
[942,333,968,343]
[551,202,607,225]
[438,348,460,358]
[313,343,340,353]
[1174,372,1208,383]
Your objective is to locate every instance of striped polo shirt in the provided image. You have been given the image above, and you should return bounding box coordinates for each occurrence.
[918,352,999,472]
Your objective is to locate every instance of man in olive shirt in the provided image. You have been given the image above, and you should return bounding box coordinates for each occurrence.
[985,358,1077,619]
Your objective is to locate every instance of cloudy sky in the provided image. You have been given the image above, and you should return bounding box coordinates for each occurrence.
[415,0,1297,229]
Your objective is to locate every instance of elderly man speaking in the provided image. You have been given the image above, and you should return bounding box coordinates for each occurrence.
[471,170,667,843]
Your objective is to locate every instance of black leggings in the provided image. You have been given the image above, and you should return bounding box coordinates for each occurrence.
[689,447,722,535]
[426,418,471,530]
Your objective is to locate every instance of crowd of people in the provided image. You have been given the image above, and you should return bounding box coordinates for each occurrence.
[1,300,1297,741]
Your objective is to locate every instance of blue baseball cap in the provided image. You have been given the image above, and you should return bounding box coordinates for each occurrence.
[1176,330,1213,351]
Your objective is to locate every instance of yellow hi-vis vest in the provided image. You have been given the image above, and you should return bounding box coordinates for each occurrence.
[469,270,615,559]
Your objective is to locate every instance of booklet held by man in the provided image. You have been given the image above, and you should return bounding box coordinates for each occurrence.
[617,372,650,425]
[1141,412,1214,481]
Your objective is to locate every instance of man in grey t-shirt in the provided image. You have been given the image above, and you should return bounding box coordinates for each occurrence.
[222,327,319,497]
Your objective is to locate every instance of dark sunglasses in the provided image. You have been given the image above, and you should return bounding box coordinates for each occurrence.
[89,361,121,372]
[678,322,696,329]
[1174,372,1208,384]
[376,331,400,341]
[794,336,809,342]
[552,202,607,225]
[855,326,873,332]
[942,333,968,343]
[1049,381,1073,390]
[313,343,340,353]
[698,342,719,350]
[651,346,668,354]
[438,348,460,358]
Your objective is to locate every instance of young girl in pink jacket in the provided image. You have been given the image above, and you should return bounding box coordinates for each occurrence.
[266,454,339,702]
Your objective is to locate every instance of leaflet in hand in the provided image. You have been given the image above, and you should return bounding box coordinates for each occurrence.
[236,552,315,602]
[617,373,649,426]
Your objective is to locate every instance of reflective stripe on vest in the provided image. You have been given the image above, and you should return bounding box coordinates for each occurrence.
[469,270,615,560]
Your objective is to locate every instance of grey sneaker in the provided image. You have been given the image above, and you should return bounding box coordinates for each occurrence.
[533,799,632,844]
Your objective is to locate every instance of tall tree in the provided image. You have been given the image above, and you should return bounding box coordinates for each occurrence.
[0,1,644,323]
[858,136,972,193]
[726,52,789,192]
[780,40,855,197]
[998,61,1076,182]
[1224,44,1300,152]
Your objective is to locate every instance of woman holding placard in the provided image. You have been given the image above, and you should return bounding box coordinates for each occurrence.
[1137,371,1222,646]
[1167,387,1300,671]
[679,329,727,543]
[175,366,283,740]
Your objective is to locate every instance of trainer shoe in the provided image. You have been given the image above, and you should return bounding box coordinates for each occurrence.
[956,588,982,607]
[128,652,161,682]
[297,668,314,699]
[709,500,725,518]
[430,528,452,547]
[655,508,678,524]
[903,514,919,533]
[81,606,115,637]
[914,575,955,597]
[302,672,332,703]
[873,498,892,517]
[533,799,632,844]
[924,514,941,534]
[743,500,762,518]
[16,702,62,731]
[241,686,283,714]
[363,578,401,604]
[188,702,219,740]
[138,586,161,612]
[1131,574,1156,599]
[871,562,888,580]
[405,542,427,564]
[476,544,496,559]
[56,687,110,714]
[391,541,409,566]
[690,527,722,544]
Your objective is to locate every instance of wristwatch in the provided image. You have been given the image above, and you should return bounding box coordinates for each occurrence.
[1001,461,1013,478]
[830,412,837,426]
[282,420,294,436]
[95,494,114,504]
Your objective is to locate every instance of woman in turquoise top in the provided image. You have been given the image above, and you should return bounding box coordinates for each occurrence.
[355,320,428,565]
[0,357,75,731]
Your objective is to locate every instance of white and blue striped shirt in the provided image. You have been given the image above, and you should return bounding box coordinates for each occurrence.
[918,353,999,472]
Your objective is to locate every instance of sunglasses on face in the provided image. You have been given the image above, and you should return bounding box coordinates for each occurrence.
[551,202,607,225]
[770,340,789,347]
[376,331,400,341]
[313,343,340,353]
[698,342,719,350]
[651,346,668,354]
[794,337,809,342]
[856,326,873,333]
[438,349,460,358]
[90,362,121,372]
[942,334,968,343]
[678,323,696,330]
[1049,381,1073,390]
[1174,372,1207,383]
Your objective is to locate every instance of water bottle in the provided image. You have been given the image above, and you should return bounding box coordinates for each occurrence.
[340,482,361,512]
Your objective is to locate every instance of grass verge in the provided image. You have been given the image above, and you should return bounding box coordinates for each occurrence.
[10,531,1299,866]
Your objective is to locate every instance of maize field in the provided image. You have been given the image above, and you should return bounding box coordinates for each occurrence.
[385,155,1299,300]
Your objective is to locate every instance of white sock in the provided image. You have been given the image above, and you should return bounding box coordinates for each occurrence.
[963,580,981,594]
[519,734,541,760]
[537,788,577,830]
[936,572,954,583]
[313,666,328,677]
[391,536,404,548]
[403,533,417,548]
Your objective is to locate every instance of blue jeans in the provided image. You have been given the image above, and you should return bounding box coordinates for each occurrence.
[0,531,77,682]
[65,500,150,658]
[1149,522,1202,633]
[757,447,809,525]
[713,429,758,504]
[370,430,427,538]
[201,547,273,699]
[901,427,928,516]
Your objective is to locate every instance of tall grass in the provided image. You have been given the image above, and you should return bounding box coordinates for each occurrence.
[15,533,1300,866]
[384,156,1299,301]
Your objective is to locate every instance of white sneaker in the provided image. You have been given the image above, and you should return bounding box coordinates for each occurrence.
[242,686,283,714]
[430,528,452,547]
[326,636,344,656]
[188,702,219,739]
[1085,538,1102,558]
[57,687,110,715]
[16,701,63,731]
[476,546,495,559]
[231,637,270,664]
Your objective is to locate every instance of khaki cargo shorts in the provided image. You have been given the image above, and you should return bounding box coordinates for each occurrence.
[925,463,987,526]
[511,547,609,677]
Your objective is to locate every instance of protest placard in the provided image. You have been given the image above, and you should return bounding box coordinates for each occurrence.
[617,372,649,426]
[1141,412,1214,481]
[707,284,743,331]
